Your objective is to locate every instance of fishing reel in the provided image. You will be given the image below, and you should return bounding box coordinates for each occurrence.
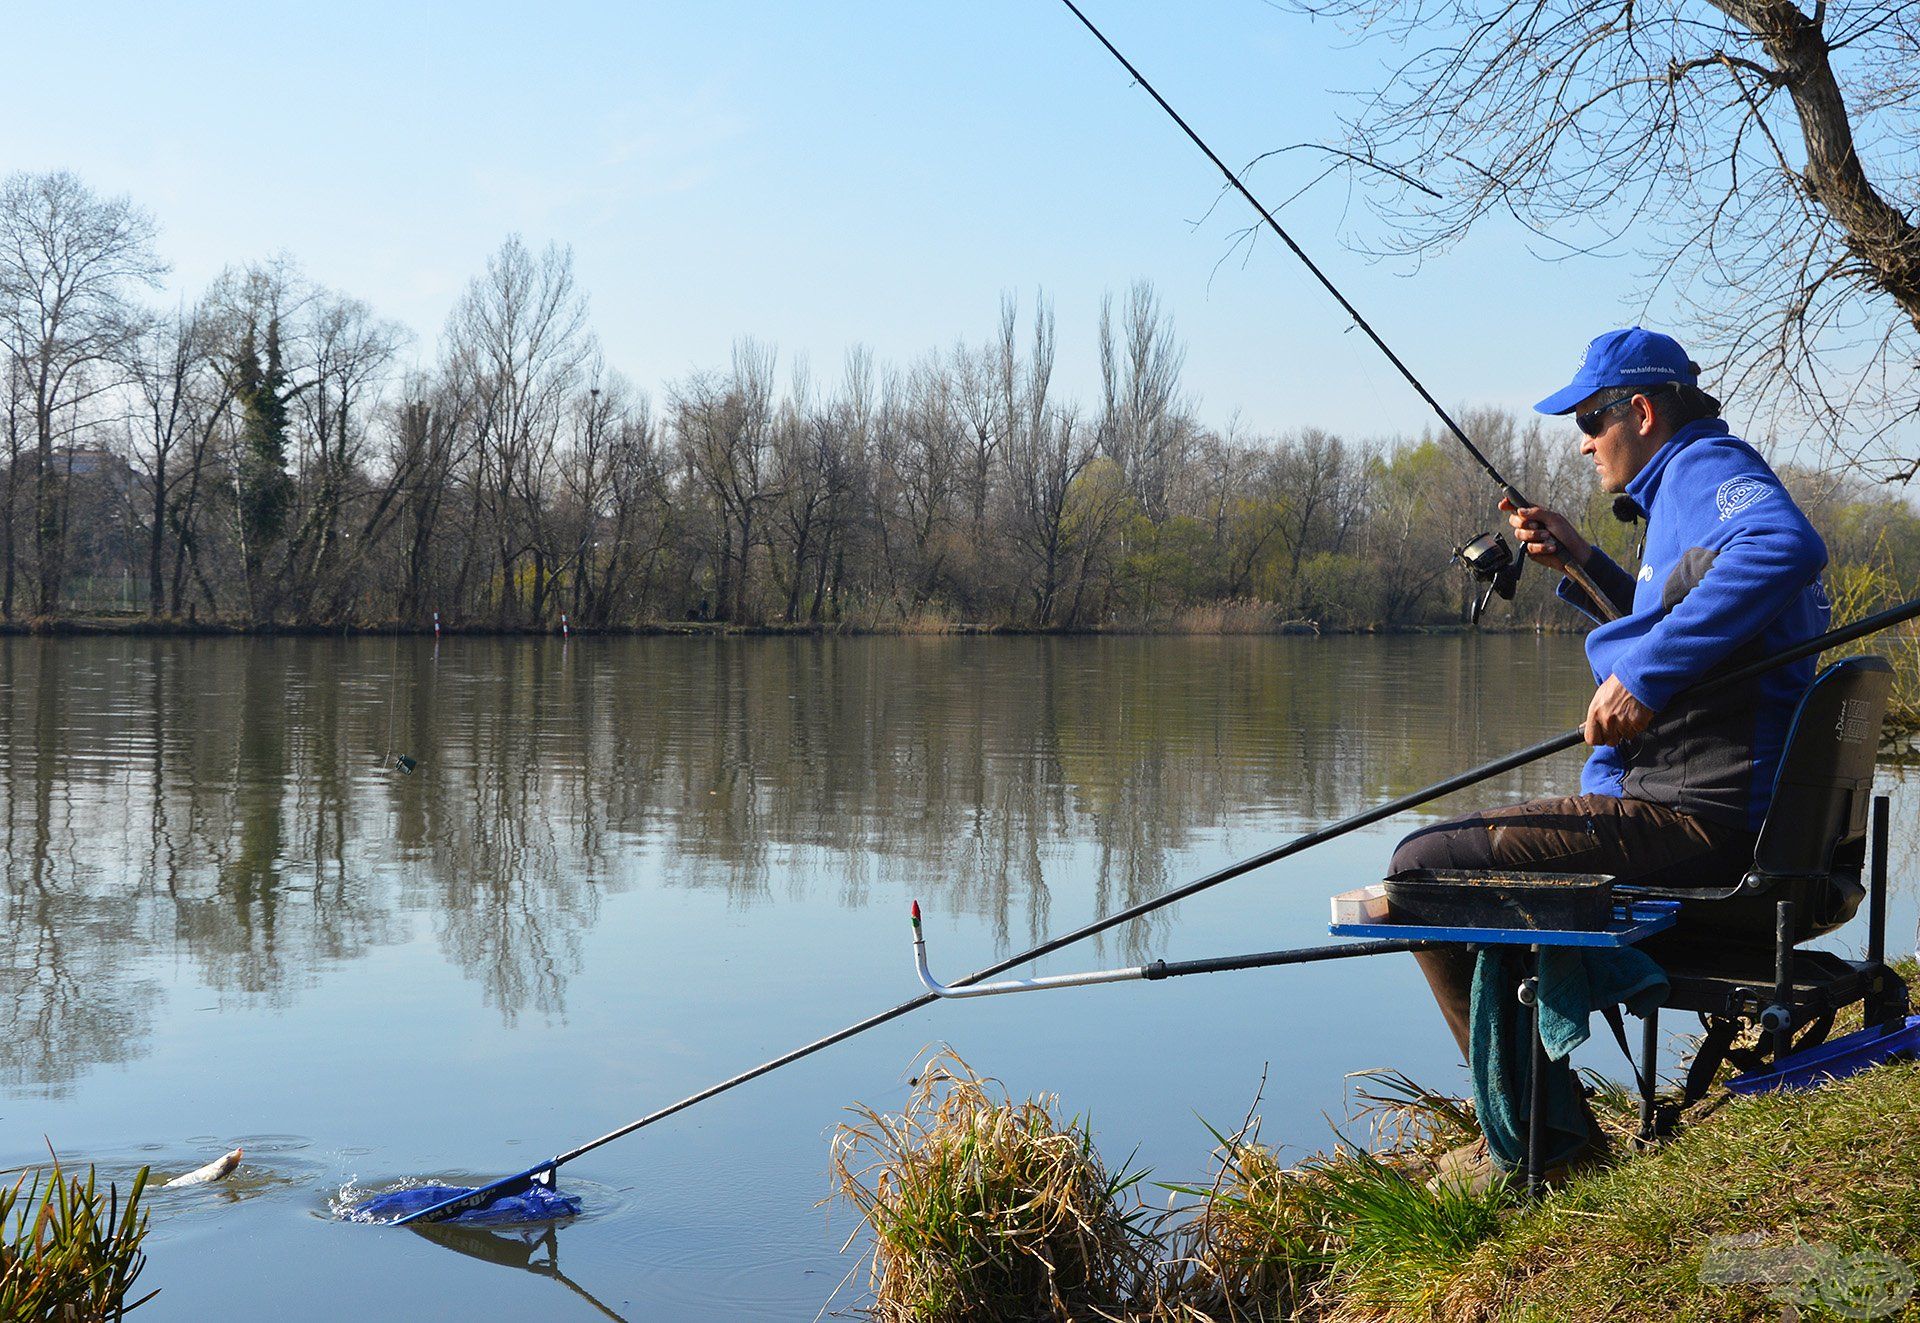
[1452,531,1524,625]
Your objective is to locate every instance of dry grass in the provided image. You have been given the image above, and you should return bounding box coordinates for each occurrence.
[829,1049,1158,1322]
[1166,601,1318,635]
[832,1060,1516,1323]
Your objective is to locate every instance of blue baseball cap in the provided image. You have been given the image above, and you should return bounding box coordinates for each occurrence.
[1533,327,1699,415]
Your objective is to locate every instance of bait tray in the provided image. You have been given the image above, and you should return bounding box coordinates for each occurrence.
[1381,869,1615,932]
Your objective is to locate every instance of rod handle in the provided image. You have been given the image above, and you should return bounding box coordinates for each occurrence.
[1563,559,1623,623]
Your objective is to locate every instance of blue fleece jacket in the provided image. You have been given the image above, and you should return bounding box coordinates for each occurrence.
[1556,419,1830,831]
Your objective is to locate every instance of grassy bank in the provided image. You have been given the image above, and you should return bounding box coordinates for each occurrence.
[1430,1063,1920,1321]
[834,990,1920,1321]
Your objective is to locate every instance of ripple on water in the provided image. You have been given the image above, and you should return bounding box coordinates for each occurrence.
[327,1172,628,1226]
[595,1215,836,1316]
[7,1137,332,1220]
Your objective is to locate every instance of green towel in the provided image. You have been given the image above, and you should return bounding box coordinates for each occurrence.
[1469,945,1668,1171]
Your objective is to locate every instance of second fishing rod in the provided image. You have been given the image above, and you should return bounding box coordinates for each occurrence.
[1056,0,1618,624]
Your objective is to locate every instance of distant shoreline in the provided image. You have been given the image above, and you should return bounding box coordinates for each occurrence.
[0,614,1586,639]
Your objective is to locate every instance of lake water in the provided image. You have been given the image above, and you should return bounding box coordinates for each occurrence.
[2,635,1914,1319]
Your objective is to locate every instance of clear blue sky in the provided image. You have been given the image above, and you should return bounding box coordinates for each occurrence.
[7,0,1643,443]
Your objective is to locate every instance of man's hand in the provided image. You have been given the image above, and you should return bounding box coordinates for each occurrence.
[1500,496,1593,574]
[1585,674,1655,746]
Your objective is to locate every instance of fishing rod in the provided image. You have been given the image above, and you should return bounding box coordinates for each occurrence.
[1055,0,1616,623]
[385,594,1920,1225]
[911,899,1432,997]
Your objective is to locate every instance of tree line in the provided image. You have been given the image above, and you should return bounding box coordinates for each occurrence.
[4,169,1917,632]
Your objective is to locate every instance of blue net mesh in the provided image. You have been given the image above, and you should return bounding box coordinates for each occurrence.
[354,1182,582,1226]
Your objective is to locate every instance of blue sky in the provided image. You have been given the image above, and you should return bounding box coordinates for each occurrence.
[6,1,1633,441]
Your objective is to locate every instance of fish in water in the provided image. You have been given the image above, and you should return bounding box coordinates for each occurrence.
[165,1148,243,1187]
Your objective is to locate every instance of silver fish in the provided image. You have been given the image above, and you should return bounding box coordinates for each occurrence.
[164,1147,243,1187]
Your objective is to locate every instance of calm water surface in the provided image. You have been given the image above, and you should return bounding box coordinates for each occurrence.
[2,635,1914,1319]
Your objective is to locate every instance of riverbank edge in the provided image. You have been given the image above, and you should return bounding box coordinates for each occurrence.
[1406,1042,1920,1321]
[831,965,1920,1321]
[0,614,1580,638]
[1222,969,1920,1321]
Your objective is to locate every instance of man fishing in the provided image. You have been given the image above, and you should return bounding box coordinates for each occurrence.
[1392,327,1831,1186]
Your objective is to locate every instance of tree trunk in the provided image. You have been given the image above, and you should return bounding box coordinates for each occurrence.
[1710,0,1920,335]
[32,392,60,615]
[148,455,167,616]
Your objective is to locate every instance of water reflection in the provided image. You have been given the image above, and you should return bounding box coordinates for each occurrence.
[0,632,1627,1090]
[414,1224,630,1323]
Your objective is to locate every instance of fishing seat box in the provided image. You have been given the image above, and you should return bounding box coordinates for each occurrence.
[1611,656,1910,1125]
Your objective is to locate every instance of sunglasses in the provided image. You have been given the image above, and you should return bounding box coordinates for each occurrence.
[1576,381,1678,437]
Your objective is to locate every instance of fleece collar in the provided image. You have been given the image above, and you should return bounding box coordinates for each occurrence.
[1623,418,1730,513]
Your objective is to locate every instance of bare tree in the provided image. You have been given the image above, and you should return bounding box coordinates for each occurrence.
[0,172,164,613]
[886,354,965,614]
[768,361,842,621]
[444,236,590,624]
[1271,426,1354,590]
[1097,280,1195,519]
[1273,0,1920,469]
[952,337,1006,541]
[387,374,477,623]
[675,339,778,622]
[555,365,672,624]
[124,303,229,616]
[286,293,406,617]
[1,353,26,617]
[597,388,673,624]
[997,296,1104,624]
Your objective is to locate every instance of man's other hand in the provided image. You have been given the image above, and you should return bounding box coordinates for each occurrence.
[1501,497,1592,574]
[1585,674,1654,746]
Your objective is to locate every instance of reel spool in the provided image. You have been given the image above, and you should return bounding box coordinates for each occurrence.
[1453,531,1523,624]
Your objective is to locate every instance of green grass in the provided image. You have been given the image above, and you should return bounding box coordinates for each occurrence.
[1427,1059,1920,1321]
[0,1158,155,1321]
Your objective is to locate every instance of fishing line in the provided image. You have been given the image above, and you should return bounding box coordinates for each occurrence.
[1055,0,1621,621]
[383,634,398,765]
[383,634,416,775]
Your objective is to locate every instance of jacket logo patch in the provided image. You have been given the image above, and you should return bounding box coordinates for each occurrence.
[1715,476,1772,521]
[1637,564,1654,582]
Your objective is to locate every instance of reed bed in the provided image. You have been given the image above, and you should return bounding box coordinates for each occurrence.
[829,1050,1158,1322]
[1165,601,1316,635]
[0,1159,155,1321]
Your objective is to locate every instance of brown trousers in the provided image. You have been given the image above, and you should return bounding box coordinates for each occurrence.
[1389,794,1757,1059]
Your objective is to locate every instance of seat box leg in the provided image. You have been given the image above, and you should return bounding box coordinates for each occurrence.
[1637,1006,1660,1147]
[1768,900,1796,1065]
